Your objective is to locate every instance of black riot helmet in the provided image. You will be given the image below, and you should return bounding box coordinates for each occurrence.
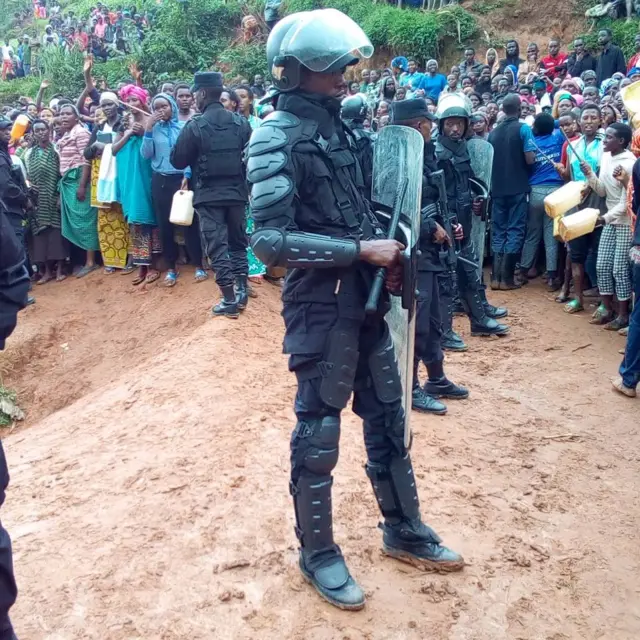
[341,94,368,122]
[267,9,373,92]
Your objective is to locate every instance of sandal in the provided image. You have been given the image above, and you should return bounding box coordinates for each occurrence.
[132,267,147,286]
[589,304,614,325]
[76,264,98,279]
[104,267,116,274]
[564,299,584,314]
[194,268,208,283]
[145,269,161,285]
[164,271,178,288]
[604,316,629,331]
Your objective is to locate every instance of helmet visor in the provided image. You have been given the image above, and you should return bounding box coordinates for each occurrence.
[281,9,373,73]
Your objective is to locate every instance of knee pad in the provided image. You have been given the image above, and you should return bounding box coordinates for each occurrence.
[293,415,341,475]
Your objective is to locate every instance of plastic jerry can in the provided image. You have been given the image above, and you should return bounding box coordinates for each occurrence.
[169,189,194,226]
[558,207,599,242]
[544,181,585,219]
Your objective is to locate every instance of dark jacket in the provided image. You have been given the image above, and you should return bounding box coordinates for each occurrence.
[0,147,27,217]
[0,208,29,350]
[488,116,532,197]
[419,142,445,272]
[171,102,252,206]
[596,44,626,87]
[566,52,597,78]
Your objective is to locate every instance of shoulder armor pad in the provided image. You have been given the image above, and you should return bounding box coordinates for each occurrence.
[262,110,301,129]
[250,174,294,213]
[246,150,287,184]
[247,125,288,157]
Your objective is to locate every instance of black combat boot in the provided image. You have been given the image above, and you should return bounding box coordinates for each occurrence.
[292,475,365,610]
[479,285,508,319]
[366,454,464,572]
[500,254,522,291]
[212,285,240,319]
[490,253,503,290]
[423,360,469,400]
[441,329,468,351]
[462,289,510,337]
[411,359,446,414]
[235,275,249,311]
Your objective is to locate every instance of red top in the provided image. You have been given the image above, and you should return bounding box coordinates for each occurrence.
[628,52,640,72]
[541,53,568,80]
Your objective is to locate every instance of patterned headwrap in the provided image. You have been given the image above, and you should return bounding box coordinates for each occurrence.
[119,84,150,107]
[391,56,408,72]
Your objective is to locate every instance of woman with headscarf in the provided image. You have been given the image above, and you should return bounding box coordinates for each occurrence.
[504,65,518,89]
[84,91,130,274]
[57,103,99,277]
[486,48,500,78]
[25,118,65,283]
[113,84,159,285]
[551,91,576,120]
[378,75,397,102]
[141,92,206,286]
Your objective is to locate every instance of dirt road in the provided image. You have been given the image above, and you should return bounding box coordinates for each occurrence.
[0,270,637,640]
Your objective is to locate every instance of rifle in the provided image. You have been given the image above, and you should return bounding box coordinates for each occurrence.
[427,170,477,271]
[365,178,408,314]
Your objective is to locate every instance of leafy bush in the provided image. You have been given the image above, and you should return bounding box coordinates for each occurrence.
[219,41,269,83]
[39,44,86,97]
[0,76,42,105]
[577,18,640,59]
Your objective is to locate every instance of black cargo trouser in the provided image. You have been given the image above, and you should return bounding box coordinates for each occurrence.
[286,301,406,487]
[0,443,17,640]
[415,270,443,368]
[197,203,248,288]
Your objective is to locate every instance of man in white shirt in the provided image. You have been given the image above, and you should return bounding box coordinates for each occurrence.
[581,122,636,330]
[1,41,13,81]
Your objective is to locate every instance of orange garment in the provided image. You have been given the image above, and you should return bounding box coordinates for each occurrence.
[632,128,640,158]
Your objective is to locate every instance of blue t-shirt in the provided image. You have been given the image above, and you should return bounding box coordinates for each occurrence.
[400,71,424,89]
[529,130,564,186]
[417,74,447,102]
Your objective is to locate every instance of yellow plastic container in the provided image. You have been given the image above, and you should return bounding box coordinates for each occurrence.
[10,114,29,144]
[558,208,599,242]
[544,181,585,219]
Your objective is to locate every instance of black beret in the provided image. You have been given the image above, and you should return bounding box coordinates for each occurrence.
[389,98,435,124]
[191,72,224,92]
[0,119,12,130]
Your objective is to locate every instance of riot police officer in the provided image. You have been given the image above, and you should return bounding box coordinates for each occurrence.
[389,99,469,415]
[434,95,509,341]
[171,72,252,318]
[340,94,374,199]
[0,207,28,640]
[247,9,464,610]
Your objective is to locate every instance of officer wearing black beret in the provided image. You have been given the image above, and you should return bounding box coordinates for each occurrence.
[390,99,469,415]
[171,72,252,318]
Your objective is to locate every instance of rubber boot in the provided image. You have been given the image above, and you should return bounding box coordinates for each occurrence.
[366,454,464,571]
[462,289,510,337]
[500,254,522,291]
[293,474,365,610]
[411,359,446,414]
[424,359,469,400]
[479,285,508,319]
[212,285,240,318]
[490,253,503,290]
[235,275,249,311]
[438,273,468,352]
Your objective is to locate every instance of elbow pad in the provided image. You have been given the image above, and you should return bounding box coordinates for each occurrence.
[251,227,359,269]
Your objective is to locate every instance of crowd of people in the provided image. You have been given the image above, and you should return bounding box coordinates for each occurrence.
[0,3,639,628]
[342,29,640,398]
[1,0,149,80]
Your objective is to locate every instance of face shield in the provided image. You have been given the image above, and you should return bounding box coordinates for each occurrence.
[279,9,373,73]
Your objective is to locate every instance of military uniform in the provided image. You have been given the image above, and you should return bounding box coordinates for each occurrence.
[340,95,374,200]
[171,72,252,316]
[0,208,28,640]
[434,95,509,340]
[248,9,463,610]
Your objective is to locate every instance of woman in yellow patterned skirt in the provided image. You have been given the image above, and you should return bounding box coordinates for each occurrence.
[84,94,131,273]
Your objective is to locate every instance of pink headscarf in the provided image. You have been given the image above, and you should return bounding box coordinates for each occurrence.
[119,84,150,107]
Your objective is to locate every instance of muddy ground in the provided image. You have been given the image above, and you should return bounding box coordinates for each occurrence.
[0,268,637,640]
